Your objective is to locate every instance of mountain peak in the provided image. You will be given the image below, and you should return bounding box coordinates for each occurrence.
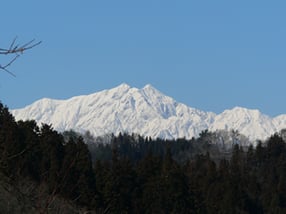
[143,84,155,90]
[141,84,164,96]
[115,83,131,90]
[223,107,264,119]
[231,106,259,112]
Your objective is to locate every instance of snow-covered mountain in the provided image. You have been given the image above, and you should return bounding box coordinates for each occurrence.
[209,107,278,141]
[11,83,286,141]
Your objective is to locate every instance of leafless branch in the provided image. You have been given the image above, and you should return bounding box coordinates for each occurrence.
[0,37,42,76]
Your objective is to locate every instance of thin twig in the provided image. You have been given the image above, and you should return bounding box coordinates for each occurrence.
[0,55,19,77]
[0,37,42,76]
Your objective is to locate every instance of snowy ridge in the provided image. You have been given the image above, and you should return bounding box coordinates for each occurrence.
[11,84,286,141]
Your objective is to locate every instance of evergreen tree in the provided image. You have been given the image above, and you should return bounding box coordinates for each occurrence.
[39,124,64,192]
[103,148,137,213]
[0,103,23,173]
[17,120,41,180]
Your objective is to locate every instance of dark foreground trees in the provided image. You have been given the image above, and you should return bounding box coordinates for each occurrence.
[1,102,286,213]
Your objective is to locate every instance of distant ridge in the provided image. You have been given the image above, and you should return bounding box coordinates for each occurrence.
[11,83,286,141]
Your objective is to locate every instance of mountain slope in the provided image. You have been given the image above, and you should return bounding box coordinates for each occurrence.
[11,84,285,141]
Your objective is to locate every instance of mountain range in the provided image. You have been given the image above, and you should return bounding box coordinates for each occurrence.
[11,83,286,141]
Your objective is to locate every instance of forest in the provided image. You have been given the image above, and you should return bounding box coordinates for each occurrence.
[1,102,286,213]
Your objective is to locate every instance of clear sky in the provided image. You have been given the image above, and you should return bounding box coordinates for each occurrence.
[0,1,286,116]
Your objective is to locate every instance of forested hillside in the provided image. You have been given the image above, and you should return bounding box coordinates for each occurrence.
[1,102,286,213]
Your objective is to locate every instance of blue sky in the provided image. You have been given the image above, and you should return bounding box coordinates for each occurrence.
[0,1,286,116]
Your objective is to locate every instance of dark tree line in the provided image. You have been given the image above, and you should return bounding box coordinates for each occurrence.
[86,131,232,164]
[1,102,286,213]
[90,133,286,213]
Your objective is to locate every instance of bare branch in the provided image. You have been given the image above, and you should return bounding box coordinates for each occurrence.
[0,37,42,76]
[9,37,18,51]
[0,55,19,77]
